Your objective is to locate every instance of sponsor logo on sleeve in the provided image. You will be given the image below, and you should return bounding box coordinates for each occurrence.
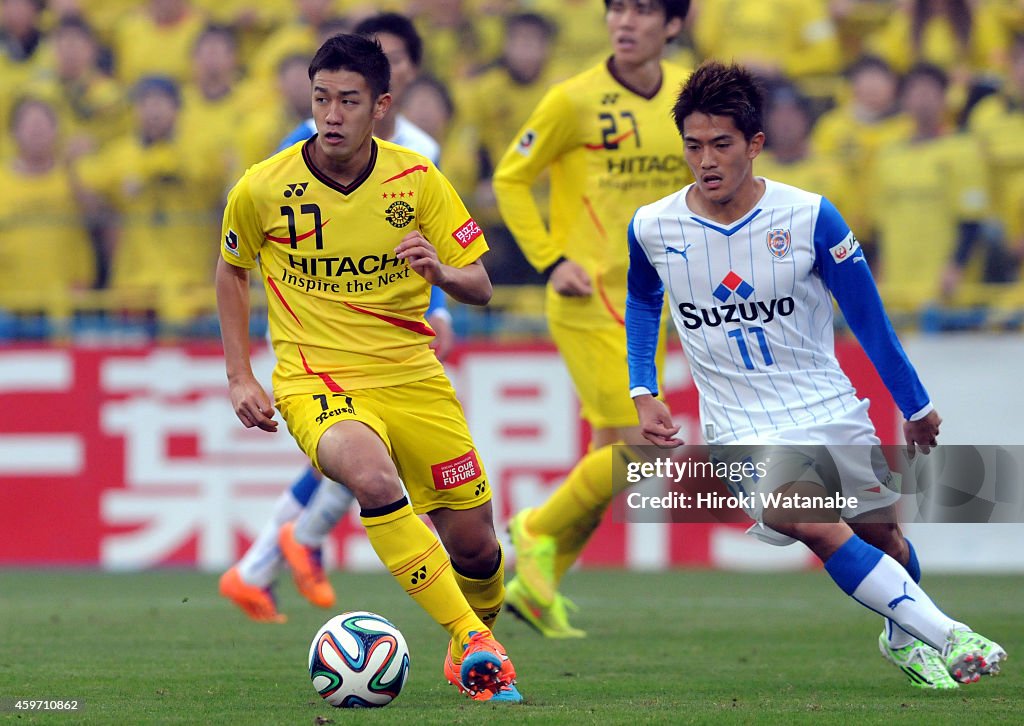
[515,129,536,156]
[452,218,483,248]
[431,449,483,490]
[829,233,860,264]
[224,229,240,257]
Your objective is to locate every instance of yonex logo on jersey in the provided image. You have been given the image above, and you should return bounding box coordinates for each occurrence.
[713,272,754,302]
[453,218,483,248]
[224,229,240,256]
[283,182,308,198]
[601,93,619,105]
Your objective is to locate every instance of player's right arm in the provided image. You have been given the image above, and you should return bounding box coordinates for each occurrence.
[625,213,682,448]
[217,174,277,432]
[492,84,583,281]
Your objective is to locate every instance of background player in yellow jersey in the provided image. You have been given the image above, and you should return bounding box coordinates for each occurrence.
[216,33,520,703]
[492,0,691,637]
[869,63,992,308]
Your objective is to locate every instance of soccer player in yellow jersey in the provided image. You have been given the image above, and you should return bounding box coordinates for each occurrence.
[0,98,95,311]
[492,0,692,637]
[756,83,854,230]
[869,63,991,307]
[216,34,521,703]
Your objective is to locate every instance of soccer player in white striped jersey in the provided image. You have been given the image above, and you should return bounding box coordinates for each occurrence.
[626,61,1007,689]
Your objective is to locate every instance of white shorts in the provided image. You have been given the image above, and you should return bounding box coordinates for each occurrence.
[709,400,901,546]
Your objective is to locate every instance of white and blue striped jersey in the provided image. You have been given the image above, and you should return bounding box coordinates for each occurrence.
[626,178,931,444]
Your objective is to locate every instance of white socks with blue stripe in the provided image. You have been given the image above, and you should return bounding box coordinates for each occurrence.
[294,477,356,546]
[825,535,964,651]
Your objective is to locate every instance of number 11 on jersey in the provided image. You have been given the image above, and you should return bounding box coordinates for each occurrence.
[727,326,775,370]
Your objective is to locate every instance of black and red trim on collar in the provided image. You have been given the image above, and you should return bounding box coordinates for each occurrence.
[605,56,663,100]
[301,136,378,195]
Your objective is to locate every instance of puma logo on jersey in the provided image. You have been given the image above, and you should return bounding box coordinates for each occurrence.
[666,243,691,260]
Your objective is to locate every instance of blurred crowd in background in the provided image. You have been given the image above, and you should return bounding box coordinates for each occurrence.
[2,0,1024,340]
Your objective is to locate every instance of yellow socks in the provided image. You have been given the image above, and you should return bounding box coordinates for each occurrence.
[452,544,505,632]
[526,444,618,535]
[361,498,483,651]
[526,445,640,582]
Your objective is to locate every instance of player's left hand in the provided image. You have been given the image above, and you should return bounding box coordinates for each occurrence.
[903,409,941,457]
[396,231,448,286]
[635,395,684,449]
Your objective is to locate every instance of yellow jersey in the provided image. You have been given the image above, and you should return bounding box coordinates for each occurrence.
[0,163,95,308]
[76,131,226,292]
[111,8,206,86]
[870,133,990,302]
[754,150,854,225]
[968,96,1024,227]
[693,0,842,80]
[221,138,487,396]
[493,58,691,327]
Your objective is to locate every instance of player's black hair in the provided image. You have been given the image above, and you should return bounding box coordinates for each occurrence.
[843,54,895,80]
[764,80,813,120]
[193,23,237,54]
[603,0,691,24]
[133,76,181,107]
[902,62,949,92]
[672,60,764,140]
[505,12,557,40]
[353,12,423,68]
[53,14,96,38]
[404,74,455,119]
[309,33,390,99]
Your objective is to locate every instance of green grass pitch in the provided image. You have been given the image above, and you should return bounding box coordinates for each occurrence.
[0,569,1019,724]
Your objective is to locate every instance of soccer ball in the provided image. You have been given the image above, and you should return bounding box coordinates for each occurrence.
[308,611,410,708]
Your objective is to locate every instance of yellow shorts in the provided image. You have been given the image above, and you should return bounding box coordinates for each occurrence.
[548,315,669,431]
[276,375,491,515]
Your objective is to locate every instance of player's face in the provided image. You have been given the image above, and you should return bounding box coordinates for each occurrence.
[606,0,682,67]
[683,112,764,207]
[901,76,945,127]
[311,69,391,165]
[765,101,809,154]
[376,32,417,102]
[14,103,57,159]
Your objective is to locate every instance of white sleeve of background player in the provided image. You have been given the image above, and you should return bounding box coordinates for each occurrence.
[812,197,932,420]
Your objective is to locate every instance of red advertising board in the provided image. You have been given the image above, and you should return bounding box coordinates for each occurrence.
[0,340,896,569]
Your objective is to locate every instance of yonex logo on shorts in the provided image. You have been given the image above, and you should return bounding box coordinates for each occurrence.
[713,271,754,302]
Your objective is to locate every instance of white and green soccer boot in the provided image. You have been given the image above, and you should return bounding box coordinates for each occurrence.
[879,633,959,689]
[942,629,1008,683]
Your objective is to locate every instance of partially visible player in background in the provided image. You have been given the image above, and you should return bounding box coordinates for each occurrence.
[492,0,692,637]
[627,59,1007,690]
[220,11,456,624]
[217,33,520,703]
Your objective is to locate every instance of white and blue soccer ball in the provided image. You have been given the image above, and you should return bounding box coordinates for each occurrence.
[308,611,410,708]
